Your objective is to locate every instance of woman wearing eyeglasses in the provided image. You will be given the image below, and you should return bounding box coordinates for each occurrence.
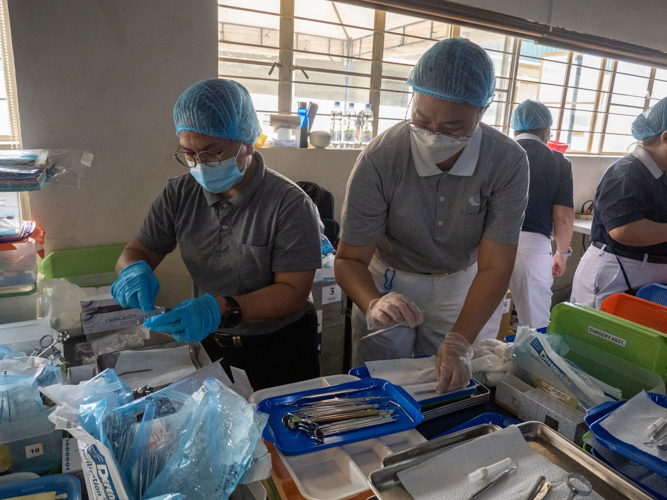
[335,38,529,393]
[111,78,321,390]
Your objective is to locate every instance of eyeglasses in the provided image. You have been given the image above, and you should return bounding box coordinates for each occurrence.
[406,122,477,143]
[173,148,228,168]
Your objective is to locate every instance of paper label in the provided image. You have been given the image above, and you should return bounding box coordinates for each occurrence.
[322,285,341,305]
[536,380,578,408]
[502,298,511,314]
[587,326,626,347]
[62,438,82,472]
[25,443,44,459]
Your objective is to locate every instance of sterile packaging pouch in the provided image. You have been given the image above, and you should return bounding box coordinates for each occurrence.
[78,369,134,440]
[142,377,268,500]
[146,496,183,500]
[0,373,53,445]
[512,326,618,410]
[75,329,145,364]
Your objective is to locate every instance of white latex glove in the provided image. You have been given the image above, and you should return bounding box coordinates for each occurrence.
[366,292,424,329]
[435,332,474,393]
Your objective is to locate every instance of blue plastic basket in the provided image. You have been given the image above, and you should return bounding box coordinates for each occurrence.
[637,284,667,307]
[587,393,667,476]
[0,474,81,500]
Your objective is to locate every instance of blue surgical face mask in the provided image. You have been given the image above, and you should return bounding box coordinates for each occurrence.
[189,145,248,193]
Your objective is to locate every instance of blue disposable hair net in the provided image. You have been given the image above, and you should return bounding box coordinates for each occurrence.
[632,97,667,140]
[511,100,553,131]
[407,38,495,108]
[173,78,261,144]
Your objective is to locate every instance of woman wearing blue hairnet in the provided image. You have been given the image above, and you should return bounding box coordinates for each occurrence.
[335,38,529,393]
[571,97,667,307]
[111,78,322,390]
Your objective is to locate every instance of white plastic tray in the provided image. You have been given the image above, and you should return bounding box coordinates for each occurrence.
[248,374,359,406]
[278,430,426,500]
[0,294,54,352]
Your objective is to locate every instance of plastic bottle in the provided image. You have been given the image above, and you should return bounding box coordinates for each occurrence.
[298,101,309,148]
[343,103,356,148]
[330,102,343,149]
[360,104,373,149]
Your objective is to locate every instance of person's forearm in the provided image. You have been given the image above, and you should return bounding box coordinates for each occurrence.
[609,219,667,247]
[116,249,151,275]
[553,217,574,253]
[217,282,312,324]
[451,267,512,345]
[334,257,381,314]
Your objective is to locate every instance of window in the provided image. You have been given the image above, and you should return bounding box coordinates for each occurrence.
[0,0,19,149]
[219,0,664,154]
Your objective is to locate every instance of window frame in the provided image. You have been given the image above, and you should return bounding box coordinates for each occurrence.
[218,0,663,155]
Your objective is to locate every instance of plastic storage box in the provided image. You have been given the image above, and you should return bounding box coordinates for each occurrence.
[0,427,63,476]
[548,302,667,382]
[602,293,667,333]
[0,294,53,353]
[0,239,37,289]
[40,243,126,287]
[0,473,81,500]
[637,283,667,307]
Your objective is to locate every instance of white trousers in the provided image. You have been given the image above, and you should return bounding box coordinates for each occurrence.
[481,231,554,336]
[571,245,667,309]
[351,256,476,366]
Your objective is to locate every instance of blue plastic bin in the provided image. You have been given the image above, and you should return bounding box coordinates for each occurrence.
[0,474,81,499]
[637,283,667,307]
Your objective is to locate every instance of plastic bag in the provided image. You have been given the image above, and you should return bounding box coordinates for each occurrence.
[146,495,183,500]
[512,327,617,410]
[75,329,146,364]
[79,369,134,440]
[106,378,199,499]
[143,377,267,500]
[0,373,53,443]
[0,149,93,192]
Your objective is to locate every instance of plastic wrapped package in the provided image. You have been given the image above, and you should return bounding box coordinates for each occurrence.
[147,496,183,500]
[0,373,53,444]
[75,329,146,364]
[0,149,93,191]
[78,369,134,440]
[142,378,268,500]
[40,278,90,330]
[512,327,619,410]
[0,224,44,293]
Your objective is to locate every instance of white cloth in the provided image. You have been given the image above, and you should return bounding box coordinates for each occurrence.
[600,391,667,462]
[482,231,553,337]
[365,356,445,401]
[471,339,512,387]
[571,245,667,308]
[352,255,476,365]
[397,426,603,500]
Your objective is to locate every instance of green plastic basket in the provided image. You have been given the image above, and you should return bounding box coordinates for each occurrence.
[40,243,126,287]
[548,302,667,383]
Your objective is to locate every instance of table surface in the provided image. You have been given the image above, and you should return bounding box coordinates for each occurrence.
[573,219,592,235]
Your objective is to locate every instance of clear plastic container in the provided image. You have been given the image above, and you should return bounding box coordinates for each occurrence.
[0,428,63,476]
[0,294,53,352]
[0,240,37,289]
[0,473,81,499]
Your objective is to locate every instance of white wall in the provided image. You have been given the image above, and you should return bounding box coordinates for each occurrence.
[10,0,217,306]
[447,0,667,53]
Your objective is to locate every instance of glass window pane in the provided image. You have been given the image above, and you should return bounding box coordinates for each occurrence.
[381,78,410,94]
[568,62,602,91]
[382,62,412,79]
[294,69,370,90]
[220,0,280,14]
[602,133,635,154]
[378,118,402,135]
[0,101,9,137]
[218,61,277,80]
[385,12,451,39]
[293,20,373,56]
[651,79,667,101]
[613,70,650,98]
[218,7,280,48]
[379,90,411,120]
[294,0,375,31]
[605,110,639,135]
[219,42,279,63]
[656,68,667,82]
[294,52,371,75]
[383,33,436,65]
[571,52,604,71]
[460,27,510,50]
[483,94,506,128]
[292,83,369,114]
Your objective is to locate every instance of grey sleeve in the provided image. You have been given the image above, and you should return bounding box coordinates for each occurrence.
[136,183,178,255]
[272,193,322,273]
[482,151,530,245]
[340,153,388,246]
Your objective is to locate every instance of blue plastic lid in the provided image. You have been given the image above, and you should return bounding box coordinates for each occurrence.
[334,101,340,105]
[365,104,371,108]
[349,103,355,107]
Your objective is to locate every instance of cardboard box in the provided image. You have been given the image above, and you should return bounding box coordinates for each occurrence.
[496,289,514,341]
[312,280,348,375]
[495,374,532,416]
[80,299,143,335]
[520,388,587,445]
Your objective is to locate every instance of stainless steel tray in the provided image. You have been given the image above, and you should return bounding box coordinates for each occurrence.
[370,422,654,500]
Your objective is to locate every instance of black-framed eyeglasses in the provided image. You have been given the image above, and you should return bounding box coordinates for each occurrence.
[173,148,228,169]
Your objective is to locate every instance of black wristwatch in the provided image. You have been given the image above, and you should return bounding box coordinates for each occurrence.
[221,296,243,329]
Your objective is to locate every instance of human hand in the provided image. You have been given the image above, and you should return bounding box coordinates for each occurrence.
[111,260,159,312]
[435,332,474,393]
[552,253,567,277]
[366,292,423,329]
[144,294,221,343]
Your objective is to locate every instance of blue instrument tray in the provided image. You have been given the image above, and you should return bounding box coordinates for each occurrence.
[587,392,667,476]
[257,378,424,456]
[348,365,477,406]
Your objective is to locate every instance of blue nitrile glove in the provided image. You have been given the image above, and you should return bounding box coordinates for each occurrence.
[111,260,160,313]
[144,294,221,343]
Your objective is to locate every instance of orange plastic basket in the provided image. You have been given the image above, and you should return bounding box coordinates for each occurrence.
[601,293,667,334]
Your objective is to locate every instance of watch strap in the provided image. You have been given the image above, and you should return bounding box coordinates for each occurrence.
[556,247,572,258]
[221,296,242,329]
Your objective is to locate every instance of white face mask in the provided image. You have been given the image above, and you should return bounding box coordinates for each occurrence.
[410,125,470,164]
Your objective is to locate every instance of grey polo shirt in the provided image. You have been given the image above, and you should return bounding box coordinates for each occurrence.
[137,151,322,336]
[341,122,529,275]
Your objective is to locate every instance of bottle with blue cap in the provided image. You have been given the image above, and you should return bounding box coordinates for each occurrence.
[330,102,342,148]
[343,103,356,148]
[360,104,373,149]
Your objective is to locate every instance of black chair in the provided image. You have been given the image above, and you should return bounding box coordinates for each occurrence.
[297,181,340,249]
